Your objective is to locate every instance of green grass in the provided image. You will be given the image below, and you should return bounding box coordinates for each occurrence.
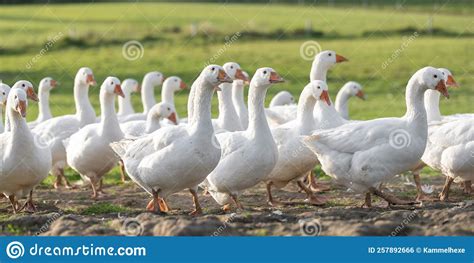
[0,2,472,184]
[81,203,130,215]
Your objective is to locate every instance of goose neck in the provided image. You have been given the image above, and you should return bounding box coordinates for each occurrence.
[217,83,239,123]
[310,60,328,82]
[117,92,135,116]
[424,89,442,122]
[7,107,33,153]
[100,90,121,135]
[189,81,214,135]
[145,113,161,134]
[161,84,175,105]
[141,78,157,113]
[232,81,245,108]
[247,83,271,138]
[334,89,350,120]
[296,89,317,134]
[403,78,428,127]
[74,82,96,126]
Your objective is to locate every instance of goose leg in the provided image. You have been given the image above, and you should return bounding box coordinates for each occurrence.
[439,177,454,201]
[158,198,170,212]
[413,171,434,201]
[308,170,330,192]
[463,180,472,195]
[360,192,372,208]
[297,180,327,205]
[369,187,419,206]
[266,181,282,206]
[146,189,164,214]
[189,188,203,216]
[97,179,106,194]
[18,190,36,213]
[119,160,127,183]
[230,193,244,210]
[8,195,18,214]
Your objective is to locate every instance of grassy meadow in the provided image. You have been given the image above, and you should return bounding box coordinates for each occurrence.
[0,2,473,184]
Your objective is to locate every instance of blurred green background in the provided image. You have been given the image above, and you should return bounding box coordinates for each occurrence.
[0,1,472,121]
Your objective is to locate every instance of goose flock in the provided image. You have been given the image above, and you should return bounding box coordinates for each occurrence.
[0,49,472,215]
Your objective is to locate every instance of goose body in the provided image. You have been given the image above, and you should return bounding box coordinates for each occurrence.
[65,77,124,198]
[111,65,231,214]
[0,84,51,212]
[33,67,96,188]
[206,68,284,208]
[303,67,448,204]
[28,77,57,129]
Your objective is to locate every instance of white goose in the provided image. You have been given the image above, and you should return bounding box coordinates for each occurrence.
[269,91,295,107]
[303,67,449,207]
[0,85,51,213]
[265,80,330,206]
[120,102,177,138]
[213,62,248,132]
[205,68,284,210]
[0,83,11,133]
[117,78,139,118]
[28,77,57,129]
[33,67,97,189]
[4,81,40,132]
[161,76,186,125]
[119,72,165,122]
[65,77,124,198]
[422,118,474,200]
[232,71,250,129]
[111,65,231,214]
[411,68,458,200]
[334,81,365,120]
[264,91,297,127]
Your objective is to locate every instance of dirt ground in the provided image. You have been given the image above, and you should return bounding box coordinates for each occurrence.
[0,174,472,236]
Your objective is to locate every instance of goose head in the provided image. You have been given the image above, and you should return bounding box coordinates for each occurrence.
[201,65,233,88]
[13,80,38,102]
[342,81,365,100]
[313,50,348,69]
[251,67,285,88]
[223,62,249,82]
[150,102,178,125]
[102,77,124,98]
[0,83,11,106]
[163,76,187,92]
[76,67,96,86]
[418,67,449,98]
[310,80,331,106]
[40,77,58,92]
[8,87,28,118]
[121,79,140,96]
[438,68,458,87]
[144,71,165,87]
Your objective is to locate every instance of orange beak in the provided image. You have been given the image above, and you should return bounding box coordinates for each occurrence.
[355,90,366,100]
[218,69,233,83]
[17,100,27,118]
[50,79,57,88]
[114,84,125,98]
[336,54,348,63]
[179,80,187,90]
[235,69,248,81]
[167,112,178,125]
[269,71,285,84]
[446,75,458,87]
[320,90,331,106]
[87,74,96,86]
[435,79,449,99]
[27,87,39,102]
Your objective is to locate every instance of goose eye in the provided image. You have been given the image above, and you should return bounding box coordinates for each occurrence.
[317,86,321,89]
[263,70,267,74]
[110,82,114,85]
[2,92,5,95]
[167,107,170,111]
[434,75,438,79]
[328,53,332,56]
[230,66,234,69]
[175,79,178,82]
[211,67,215,71]
[22,84,25,87]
